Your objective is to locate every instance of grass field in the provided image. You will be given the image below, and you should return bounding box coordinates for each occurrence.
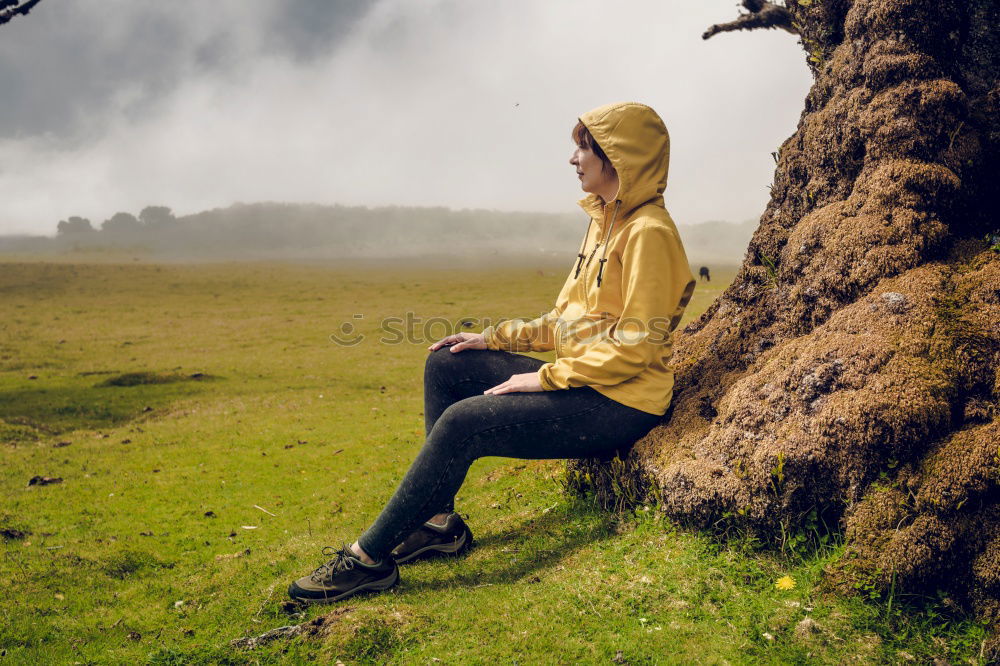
[0,259,989,664]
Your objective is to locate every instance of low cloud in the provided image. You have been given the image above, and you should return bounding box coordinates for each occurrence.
[0,0,812,235]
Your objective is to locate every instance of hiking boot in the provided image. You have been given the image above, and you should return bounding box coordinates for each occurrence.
[390,513,473,564]
[287,545,399,604]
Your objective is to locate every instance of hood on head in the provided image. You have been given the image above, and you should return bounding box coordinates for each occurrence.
[578,102,670,218]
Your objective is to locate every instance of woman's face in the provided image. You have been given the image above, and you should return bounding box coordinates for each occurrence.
[570,143,618,200]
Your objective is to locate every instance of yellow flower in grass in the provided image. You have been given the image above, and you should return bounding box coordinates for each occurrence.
[775,575,797,591]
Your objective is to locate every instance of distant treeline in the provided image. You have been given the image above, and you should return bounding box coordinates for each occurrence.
[0,202,755,265]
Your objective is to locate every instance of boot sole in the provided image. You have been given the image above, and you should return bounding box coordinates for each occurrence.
[394,529,472,565]
[288,567,399,605]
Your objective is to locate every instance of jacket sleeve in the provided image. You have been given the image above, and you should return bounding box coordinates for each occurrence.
[481,307,561,352]
[537,222,695,390]
[481,270,574,353]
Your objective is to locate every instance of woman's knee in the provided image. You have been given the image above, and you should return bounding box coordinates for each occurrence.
[424,347,495,389]
[424,346,462,380]
[430,399,489,454]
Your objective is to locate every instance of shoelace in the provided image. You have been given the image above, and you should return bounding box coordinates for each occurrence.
[309,544,356,582]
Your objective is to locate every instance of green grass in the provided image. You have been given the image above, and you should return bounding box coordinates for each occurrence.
[0,259,989,664]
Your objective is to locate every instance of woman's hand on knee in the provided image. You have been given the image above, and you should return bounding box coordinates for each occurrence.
[484,372,543,394]
[428,332,486,353]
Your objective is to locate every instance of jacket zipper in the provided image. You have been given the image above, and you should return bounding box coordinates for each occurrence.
[581,200,618,311]
[575,201,619,344]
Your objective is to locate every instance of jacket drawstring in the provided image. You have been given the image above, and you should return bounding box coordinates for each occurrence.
[573,217,594,279]
[595,201,620,287]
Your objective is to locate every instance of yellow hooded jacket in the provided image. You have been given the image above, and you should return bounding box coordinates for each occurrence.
[481,102,696,416]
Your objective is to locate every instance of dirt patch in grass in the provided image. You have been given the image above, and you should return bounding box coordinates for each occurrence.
[0,527,30,540]
[101,550,174,579]
[0,515,31,541]
[97,371,218,387]
[230,615,331,650]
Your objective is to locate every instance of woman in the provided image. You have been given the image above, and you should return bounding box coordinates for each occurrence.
[288,102,696,604]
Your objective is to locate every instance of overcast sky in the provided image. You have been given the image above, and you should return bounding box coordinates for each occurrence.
[0,0,813,235]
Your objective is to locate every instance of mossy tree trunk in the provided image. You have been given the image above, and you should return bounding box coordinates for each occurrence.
[572,0,1000,625]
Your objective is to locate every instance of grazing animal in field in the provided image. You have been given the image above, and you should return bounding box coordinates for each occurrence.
[699,266,711,282]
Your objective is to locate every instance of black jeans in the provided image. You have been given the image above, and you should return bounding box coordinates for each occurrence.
[356,347,662,561]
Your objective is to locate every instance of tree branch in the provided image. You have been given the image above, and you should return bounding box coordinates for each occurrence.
[0,0,45,27]
[703,0,798,40]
